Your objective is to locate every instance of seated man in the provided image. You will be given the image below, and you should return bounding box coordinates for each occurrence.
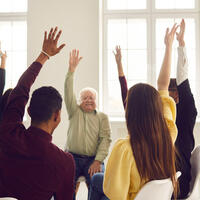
[0,27,75,200]
[64,49,111,199]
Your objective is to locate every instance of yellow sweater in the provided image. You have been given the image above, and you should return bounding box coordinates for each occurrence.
[103,90,177,200]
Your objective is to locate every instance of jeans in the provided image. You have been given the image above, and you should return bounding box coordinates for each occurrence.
[88,173,109,200]
[71,153,104,200]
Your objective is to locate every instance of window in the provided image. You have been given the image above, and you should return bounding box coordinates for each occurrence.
[102,0,200,117]
[0,0,27,90]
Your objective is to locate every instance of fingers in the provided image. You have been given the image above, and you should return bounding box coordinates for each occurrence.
[48,28,53,40]
[55,30,62,43]
[44,31,47,41]
[51,27,58,40]
[47,27,62,42]
[169,23,178,36]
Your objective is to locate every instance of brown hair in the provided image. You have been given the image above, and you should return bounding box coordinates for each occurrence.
[125,83,178,198]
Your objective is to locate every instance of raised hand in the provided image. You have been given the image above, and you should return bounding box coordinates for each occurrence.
[164,23,179,48]
[113,45,124,76]
[113,45,122,65]
[176,19,185,46]
[69,49,83,72]
[0,48,7,69]
[42,27,65,57]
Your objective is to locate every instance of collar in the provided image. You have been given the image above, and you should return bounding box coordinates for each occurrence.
[27,126,52,142]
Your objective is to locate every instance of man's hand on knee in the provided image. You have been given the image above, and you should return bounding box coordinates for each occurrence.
[88,160,102,177]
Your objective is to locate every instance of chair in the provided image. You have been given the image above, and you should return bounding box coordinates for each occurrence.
[135,171,181,200]
[185,145,200,200]
[75,176,87,194]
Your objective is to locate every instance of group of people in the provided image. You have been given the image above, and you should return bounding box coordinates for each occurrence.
[0,19,197,200]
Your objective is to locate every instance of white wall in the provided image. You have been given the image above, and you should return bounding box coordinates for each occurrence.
[27,0,100,149]
[27,0,200,151]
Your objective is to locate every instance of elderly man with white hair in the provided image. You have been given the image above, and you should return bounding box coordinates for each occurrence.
[64,49,111,199]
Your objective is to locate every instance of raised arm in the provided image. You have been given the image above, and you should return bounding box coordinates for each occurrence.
[176,19,197,123]
[0,50,7,97]
[157,24,178,90]
[113,45,128,108]
[2,27,65,123]
[176,19,188,86]
[64,49,82,119]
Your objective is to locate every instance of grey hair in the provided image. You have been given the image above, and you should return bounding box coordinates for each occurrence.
[78,87,98,105]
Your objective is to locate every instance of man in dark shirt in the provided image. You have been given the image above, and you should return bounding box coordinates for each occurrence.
[0,27,75,200]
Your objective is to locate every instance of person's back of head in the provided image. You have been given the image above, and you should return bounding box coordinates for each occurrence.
[0,88,13,122]
[169,78,179,104]
[125,83,176,186]
[28,86,62,131]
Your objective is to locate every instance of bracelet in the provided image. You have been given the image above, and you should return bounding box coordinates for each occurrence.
[41,50,50,59]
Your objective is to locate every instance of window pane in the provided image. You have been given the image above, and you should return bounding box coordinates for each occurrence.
[156,18,196,93]
[107,0,146,10]
[12,0,27,12]
[156,0,195,9]
[1,21,27,90]
[0,22,12,51]
[128,19,147,49]
[107,81,124,113]
[12,52,27,80]
[127,50,147,80]
[107,19,127,49]
[13,21,27,51]
[0,0,27,12]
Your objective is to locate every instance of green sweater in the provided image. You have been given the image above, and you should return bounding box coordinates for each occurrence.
[64,71,111,162]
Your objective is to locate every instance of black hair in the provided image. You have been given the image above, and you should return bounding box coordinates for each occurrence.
[169,78,177,91]
[29,86,62,123]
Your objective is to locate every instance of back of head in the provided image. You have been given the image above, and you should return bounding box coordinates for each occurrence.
[29,86,62,124]
[0,88,13,122]
[169,78,177,91]
[125,83,176,192]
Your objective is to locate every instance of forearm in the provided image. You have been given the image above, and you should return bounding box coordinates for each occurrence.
[3,62,43,123]
[35,52,49,65]
[176,46,188,85]
[119,76,128,109]
[64,71,77,117]
[95,140,111,162]
[0,59,6,69]
[0,68,5,96]
[95,123,112,162]
[117,62,124,77]
[157,47,172,90]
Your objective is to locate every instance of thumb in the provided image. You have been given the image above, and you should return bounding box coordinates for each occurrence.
[57,44,66,52]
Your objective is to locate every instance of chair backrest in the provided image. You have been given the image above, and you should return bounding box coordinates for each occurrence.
[186,145,200,200]
[134,171,181,200]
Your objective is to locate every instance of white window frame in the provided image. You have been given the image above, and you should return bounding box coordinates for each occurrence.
[101,0,200,118]
[0,11,27,89]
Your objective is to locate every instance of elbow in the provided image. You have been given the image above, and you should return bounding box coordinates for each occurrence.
[157,80,169,91]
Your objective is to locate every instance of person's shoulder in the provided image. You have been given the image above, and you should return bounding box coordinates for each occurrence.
[112,137,133,156]
[96,110,109,118]
[48,144,74,167]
